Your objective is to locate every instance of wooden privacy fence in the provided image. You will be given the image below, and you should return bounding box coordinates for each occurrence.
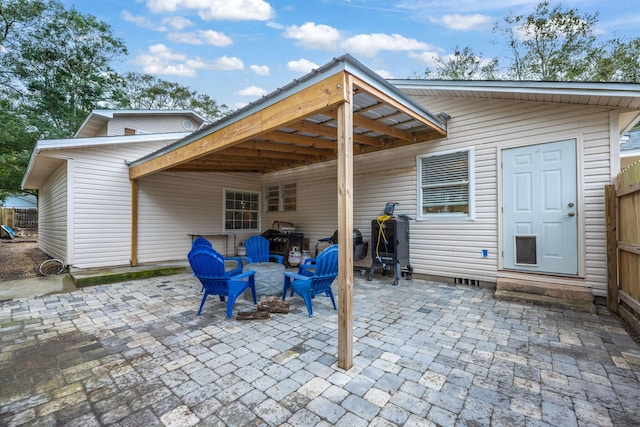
[606,161,640,334]
[1,207,38,229]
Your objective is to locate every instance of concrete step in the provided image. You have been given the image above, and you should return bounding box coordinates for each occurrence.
[496,277,592,301]
[494,289,596,313]
[71,263,190,288]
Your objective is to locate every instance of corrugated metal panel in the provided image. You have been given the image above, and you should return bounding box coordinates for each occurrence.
[38,163,67,261]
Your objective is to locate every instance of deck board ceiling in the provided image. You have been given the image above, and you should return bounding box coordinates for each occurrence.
[128,56,447,179]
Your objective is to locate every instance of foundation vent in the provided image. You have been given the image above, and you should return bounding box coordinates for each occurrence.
[454,277,480,287]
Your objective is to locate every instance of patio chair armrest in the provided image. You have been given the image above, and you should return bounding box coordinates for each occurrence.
[224,256,244,267]
[234,270,256,280]
[269,254,284,264]
[284,271,311,281]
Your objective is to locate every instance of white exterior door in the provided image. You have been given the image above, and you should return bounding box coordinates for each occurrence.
[502,139,578,275]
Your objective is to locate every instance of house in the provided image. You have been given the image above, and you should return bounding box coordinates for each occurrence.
[22,110,205,268]
[22,55,640,303]
[621,129,640,169]
[0,193,37,209]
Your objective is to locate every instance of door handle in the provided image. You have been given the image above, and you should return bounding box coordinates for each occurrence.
[568,212,575,217]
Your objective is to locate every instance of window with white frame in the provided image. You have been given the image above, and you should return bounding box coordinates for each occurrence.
[417,148,474,219]
[265,182,296,212]
[224,189,260,230]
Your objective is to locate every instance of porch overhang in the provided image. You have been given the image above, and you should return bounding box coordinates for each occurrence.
[128,55,446,179]
[127,55,447,371]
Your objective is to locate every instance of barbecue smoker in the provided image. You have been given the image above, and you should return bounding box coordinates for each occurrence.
[367,203,413,286]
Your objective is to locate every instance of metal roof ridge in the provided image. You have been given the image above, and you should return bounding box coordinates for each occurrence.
[389,79,640,96]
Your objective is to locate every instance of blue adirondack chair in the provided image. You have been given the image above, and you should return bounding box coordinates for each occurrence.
[244,235,284,264]
[282,244,339,317]
[188,247,257,318]
[190,237,243,276]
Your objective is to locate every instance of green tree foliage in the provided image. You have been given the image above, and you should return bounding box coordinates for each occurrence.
[425,46,498,80]
[0,0,127,198]
[0,102,38,200]
[496,1,599,81]
[110,72,229,122]
[2,2,128,138]
[426,1,640,83]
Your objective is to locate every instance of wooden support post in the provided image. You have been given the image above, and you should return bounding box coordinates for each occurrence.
[605,184,618,313]
[337,76,354,370]
[131,179,139,267]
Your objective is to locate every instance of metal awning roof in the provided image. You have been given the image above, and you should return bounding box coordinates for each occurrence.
[128,55,447,179]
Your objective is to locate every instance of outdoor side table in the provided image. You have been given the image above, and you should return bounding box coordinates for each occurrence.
[244,262,286,300]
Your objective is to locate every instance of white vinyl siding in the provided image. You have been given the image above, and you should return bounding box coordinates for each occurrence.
[64,141,175,268]
[260,96,612,296]
[38,162,67,261]
[137,172,262,261]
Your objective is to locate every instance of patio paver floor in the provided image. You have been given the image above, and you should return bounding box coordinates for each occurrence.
[1,273,639,426]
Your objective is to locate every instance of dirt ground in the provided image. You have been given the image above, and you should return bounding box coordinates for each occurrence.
[0,240,52,281]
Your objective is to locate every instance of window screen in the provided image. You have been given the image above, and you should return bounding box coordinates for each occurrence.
[418,149,472,217]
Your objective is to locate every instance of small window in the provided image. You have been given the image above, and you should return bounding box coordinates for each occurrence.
[266,184,280,212]
[264,182,296,212]
[124,127,136,135]
[417,148,474,219]
[224,189,260,231]
[282,182,297,211]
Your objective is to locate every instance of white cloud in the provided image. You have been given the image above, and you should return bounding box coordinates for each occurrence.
[432,14,493,31]
[162,16,193,30]
[146,0,275,21]
[408,51,442,69]
[237,86,268,97]
[134,45,244,76]
[167,30,233,46]
[122,10,166,31]
[250,64,271,76]
[148,44,187,61]
[342,33,434,57]
[375,69,394,79]
[284,22,341,50]
[212,56,245,70]
[287,58,319,73]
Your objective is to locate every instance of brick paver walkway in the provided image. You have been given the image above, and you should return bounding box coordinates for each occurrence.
[1,274,639,426]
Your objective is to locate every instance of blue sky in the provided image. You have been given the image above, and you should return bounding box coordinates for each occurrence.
[60,0,640,110]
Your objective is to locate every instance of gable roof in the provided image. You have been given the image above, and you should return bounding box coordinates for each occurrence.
[22,132,190,189]
[390,79,640,134]
[74,109,206,138]
[127,54,447,178]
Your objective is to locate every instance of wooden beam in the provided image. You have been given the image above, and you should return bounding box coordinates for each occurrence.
[353,112,416,142]
[351,74,447,136]
[259,131,338,149]
[129,71,348,179]
[337,75,354,371]
[238,139,331,156]
[131,179,138,267]
[214,147,319,162]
